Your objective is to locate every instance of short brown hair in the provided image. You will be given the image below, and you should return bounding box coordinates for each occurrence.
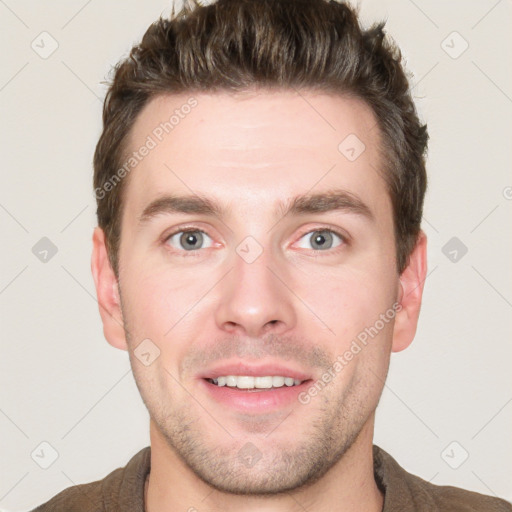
[93,0,428,277]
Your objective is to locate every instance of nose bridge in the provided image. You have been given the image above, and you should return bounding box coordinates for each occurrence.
[213,238,296,337]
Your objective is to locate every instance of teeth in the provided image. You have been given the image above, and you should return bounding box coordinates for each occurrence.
[272,376,285,387]
[226,376,237,387]
[210,375,302,389]
[255,376,273,388]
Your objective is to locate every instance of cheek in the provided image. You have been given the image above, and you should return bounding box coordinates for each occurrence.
[120,270,178,338]
[302,263,396,339]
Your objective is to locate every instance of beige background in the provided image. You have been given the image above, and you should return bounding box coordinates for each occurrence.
[1,0,511,510]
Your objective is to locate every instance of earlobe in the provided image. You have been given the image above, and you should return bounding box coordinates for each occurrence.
[392,231,428,353]
[91,227,128,351]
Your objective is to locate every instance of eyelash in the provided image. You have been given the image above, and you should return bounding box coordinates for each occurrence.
[161,225,349,258]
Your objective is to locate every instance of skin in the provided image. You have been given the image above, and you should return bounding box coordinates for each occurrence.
[91,90,427,512]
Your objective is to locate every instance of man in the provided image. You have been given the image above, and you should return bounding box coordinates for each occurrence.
[32,0,511,510]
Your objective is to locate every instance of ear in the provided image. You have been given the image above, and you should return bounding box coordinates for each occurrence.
[91,227,128,351]
[392,230,428,353]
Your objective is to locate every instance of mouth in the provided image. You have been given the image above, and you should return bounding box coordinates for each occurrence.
[197,361,313,411]
[199,369,313,413]
[205,375,305,391]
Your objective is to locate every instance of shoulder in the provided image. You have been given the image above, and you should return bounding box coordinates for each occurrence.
[29,446,151,512]
[30,477,108,512]
[373,445,512,512]
[405,469,512,511]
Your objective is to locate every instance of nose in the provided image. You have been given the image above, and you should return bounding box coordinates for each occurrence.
[214,246,297,338]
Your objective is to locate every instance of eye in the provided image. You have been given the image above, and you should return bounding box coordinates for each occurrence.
[296,229,345,251]
[165,229,214,252]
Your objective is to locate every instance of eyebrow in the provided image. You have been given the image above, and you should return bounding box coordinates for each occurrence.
[137,188,374,227]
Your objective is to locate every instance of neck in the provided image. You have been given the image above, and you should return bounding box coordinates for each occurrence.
[145,417,383,512]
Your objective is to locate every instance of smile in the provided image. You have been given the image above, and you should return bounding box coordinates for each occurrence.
[206,375,303,389]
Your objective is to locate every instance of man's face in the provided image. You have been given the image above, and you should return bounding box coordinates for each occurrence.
[113,91,402,493]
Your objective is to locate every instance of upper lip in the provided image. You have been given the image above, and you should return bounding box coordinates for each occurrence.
[198,360,312,381]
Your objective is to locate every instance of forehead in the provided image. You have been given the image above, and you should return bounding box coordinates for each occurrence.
[121,90,388,225]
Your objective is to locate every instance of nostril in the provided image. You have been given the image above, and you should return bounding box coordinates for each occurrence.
[264,320,280,331]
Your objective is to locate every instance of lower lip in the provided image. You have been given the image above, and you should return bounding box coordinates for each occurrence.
[199,378,312,413]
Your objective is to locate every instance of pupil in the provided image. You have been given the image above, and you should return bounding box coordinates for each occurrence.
[181,231,202,250]
[312,231,332,250]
